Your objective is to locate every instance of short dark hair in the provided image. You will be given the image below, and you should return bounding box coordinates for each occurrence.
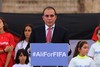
[15,49,29,64]
[43,6,57,15]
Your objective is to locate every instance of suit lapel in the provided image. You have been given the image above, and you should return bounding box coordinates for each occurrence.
[42,26,46,42]
[51,25,58,42]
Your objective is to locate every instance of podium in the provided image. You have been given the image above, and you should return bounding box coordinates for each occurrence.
[30,43,68,66]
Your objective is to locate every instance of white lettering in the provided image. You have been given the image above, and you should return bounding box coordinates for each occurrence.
[0,42,8,45]
[32,52,67,57]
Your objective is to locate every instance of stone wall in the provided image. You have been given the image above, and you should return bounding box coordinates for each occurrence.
[1,0,100,13]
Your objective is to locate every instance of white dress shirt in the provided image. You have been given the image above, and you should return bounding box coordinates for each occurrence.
[45,24,55,38]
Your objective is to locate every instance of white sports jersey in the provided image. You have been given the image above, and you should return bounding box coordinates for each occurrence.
[88,41,100,67]
[14,40,32,67]
[15,40,28,58]
[68,55,95,67]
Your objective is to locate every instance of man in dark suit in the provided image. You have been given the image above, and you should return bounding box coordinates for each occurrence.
[30,6,71,67]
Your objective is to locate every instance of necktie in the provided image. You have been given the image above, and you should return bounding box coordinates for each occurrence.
[46,27,52,43]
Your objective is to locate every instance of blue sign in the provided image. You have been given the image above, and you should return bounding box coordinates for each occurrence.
[30,43,68,66]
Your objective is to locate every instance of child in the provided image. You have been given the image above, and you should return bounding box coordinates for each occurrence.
[0,17,15,67]
[15,24,33,65]
[68,40,95,67]
[15,24,33,59]
[13,49,30,67]
[88,27,100,67]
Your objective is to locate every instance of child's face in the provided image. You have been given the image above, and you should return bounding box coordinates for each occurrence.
[0,19,4,29]
[18,53,27,64]
[78,44,89,56]
[24,26,32,39]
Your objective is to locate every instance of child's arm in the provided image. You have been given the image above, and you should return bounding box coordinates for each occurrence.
[0,50,5,53]
[90,59,96,67]
[4,46,14,67]
[68,58,75,67]
[0,46,10,53]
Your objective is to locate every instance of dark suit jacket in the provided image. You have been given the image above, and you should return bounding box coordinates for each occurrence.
[30,25,69,67]
[30,25,69,43]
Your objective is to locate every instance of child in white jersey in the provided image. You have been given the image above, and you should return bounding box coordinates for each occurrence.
[88,27,100,67]
[68,40,95,67]
[13,49,30,67]
[15,24,33,66]
[15,24,33,59]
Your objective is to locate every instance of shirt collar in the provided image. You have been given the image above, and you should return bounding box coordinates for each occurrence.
[97,40,100,45]
[45,24,55,30]
[77,54,87,59]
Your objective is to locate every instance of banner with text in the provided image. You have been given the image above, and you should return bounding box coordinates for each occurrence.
[30,43,68,66]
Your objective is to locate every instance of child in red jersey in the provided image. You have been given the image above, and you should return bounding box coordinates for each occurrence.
[0,17,15,67]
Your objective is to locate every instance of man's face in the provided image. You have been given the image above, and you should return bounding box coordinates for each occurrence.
[42,9,57,27]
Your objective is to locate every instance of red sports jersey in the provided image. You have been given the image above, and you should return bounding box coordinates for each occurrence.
[0,32,15,67]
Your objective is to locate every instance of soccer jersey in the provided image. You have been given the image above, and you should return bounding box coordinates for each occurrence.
[15,40,31,66]
[0,32,15,67]
[15,40,28,58]
[68,55,95,67]
[88,41,100,67]
[12,64,30,67]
